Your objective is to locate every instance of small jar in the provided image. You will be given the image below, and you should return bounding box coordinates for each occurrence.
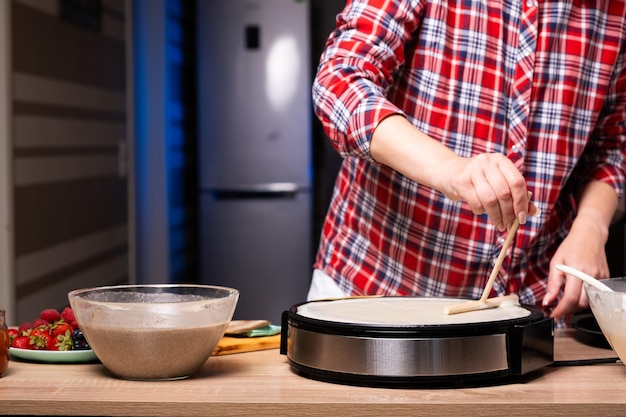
[0,309,8,376]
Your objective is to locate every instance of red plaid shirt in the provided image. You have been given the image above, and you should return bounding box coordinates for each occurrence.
[313,0,626,306]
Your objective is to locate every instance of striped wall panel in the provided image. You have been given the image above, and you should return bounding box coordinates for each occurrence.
[11,0,128,323]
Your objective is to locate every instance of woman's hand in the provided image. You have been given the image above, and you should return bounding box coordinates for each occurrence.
[544,214,611,319]
[441,154,538,231]
[543,180,617,320]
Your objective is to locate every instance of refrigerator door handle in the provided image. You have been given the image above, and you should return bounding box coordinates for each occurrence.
[208,182,301,200]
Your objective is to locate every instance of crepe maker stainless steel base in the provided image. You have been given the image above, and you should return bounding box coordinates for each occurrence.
[280,297,554,387]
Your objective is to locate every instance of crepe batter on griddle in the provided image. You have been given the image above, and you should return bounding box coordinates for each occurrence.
[298,297,530,325]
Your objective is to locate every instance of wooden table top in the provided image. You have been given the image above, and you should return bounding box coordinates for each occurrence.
[0,329,624,416]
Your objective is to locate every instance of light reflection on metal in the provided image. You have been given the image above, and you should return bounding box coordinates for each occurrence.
[266,35,300,111]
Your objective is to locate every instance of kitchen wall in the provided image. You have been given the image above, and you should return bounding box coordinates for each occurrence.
[0,0,129,324]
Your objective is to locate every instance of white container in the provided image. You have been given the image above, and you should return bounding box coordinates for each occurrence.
[584,278,626,365]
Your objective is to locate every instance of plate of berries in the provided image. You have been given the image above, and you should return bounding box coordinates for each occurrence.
[8,307,98,364]
[9,347,98,363]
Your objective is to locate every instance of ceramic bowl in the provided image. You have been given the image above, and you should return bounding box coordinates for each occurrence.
[584,278,626,365]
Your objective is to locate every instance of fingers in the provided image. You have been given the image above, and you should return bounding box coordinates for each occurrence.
[549,286,587,319]
[543,266,564,310]
[468,155,528,231]
[527,201,540,217]
[444,153,532,230]
[471,167,510,231]
[545,269,588,319]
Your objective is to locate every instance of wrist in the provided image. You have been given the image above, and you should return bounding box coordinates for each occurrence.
[570,210,610,245]
[570,181,618,245]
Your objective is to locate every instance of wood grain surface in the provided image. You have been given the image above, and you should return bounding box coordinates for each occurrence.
[212,334,281,355]
[0,329,624,417]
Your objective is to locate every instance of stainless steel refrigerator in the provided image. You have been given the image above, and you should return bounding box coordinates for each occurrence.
[196,0,312,324]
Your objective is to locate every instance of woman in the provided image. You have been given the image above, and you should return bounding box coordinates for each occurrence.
[308,0,626,325]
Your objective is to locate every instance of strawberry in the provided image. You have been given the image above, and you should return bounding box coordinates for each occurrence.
[60,307,76,327]
[29,328,55,350]
[17,322,32,335]
[50,321,72,339]
[40,308,60,323]
[53,330,74,351]
[7,329,18,345]
[11,335,32,349]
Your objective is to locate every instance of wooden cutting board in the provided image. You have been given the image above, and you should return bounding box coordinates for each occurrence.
[211,334,282,356]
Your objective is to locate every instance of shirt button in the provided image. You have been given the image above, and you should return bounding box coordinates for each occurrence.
[498,237,506,245]
[511,144,519,152]
[526,0,534,7]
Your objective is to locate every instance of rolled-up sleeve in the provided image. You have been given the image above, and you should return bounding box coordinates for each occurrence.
[312,0,422,160]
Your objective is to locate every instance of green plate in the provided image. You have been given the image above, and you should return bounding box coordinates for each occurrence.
[9,347,98,363]
[244,324,281,337]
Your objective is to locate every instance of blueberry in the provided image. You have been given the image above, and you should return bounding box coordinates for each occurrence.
[72,328,90,350]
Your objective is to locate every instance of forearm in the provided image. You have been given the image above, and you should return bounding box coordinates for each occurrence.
[370,114,536,230]
[369,114,458,195]
[570,180,619,243]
